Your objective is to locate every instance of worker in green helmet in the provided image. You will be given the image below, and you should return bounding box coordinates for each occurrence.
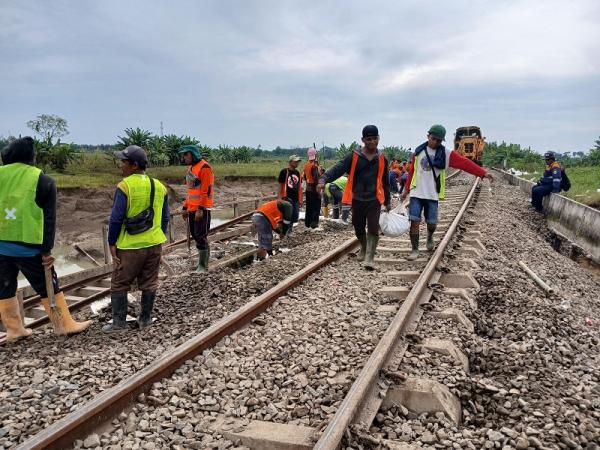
[325,176,350,224]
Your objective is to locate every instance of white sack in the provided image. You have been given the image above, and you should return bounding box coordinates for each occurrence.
[379,203,410,237]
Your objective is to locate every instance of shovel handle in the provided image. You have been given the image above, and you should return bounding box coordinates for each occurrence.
[44,267,56,308]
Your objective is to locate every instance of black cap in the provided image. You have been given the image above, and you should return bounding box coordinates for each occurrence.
[113,145,148,166]
[362,125,379,138]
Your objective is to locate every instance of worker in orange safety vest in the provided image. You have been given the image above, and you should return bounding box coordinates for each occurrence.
[252,199,293,260]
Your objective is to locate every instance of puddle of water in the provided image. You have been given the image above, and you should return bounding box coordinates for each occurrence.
[17,245,97,288]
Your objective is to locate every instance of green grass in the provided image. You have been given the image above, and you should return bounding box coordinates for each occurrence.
[521,165,600,207]
[51,153,339,189]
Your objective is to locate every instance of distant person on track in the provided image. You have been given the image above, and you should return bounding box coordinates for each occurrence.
[179,145,215,273]
[104,146,169,332]
[0,137,92,340]
[402,124,493,260]
[319,125,391,270]
[278,155,303,227]
[531,151,562,212]
[303,147,321,229]
[325,176,350,223]
[252,199,293,260]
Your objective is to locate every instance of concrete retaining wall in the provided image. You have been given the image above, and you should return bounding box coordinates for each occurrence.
[493,169,600,263]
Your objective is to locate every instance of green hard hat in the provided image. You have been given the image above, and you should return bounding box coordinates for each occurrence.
[428,124,446,141]
[178,144,202,162]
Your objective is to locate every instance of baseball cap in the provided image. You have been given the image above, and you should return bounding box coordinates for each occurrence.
[289,154,301,162]
[113,145,148,166]
[307,147,317,161]
[362,125,379,138]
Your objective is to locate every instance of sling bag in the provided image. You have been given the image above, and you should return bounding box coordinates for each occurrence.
[423,148,442,194]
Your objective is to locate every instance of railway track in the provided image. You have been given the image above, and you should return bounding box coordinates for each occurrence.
[14,172,491,450]
[0,212,260,346]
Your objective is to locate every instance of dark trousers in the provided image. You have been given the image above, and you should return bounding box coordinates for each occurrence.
[305,191,321,228]
[329,185,350,221]
[111,244,162,293]
[286,198,300,224]
[352,199,381,237]
[0,253,59,299]
[189,209,211,250]
[531,185,552,212]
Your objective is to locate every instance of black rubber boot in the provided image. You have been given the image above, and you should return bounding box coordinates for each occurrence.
[407,233,420,261]
[102,292,128,333]
[138,291,155,329]
[362,234,380,271]
[356,235,367,261]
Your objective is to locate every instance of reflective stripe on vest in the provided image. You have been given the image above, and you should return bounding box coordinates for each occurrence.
[341,153,385,204]
[256,200,283,230]
[0,163,44,245]
[116,174,167,250]
[409,152,446,200]
[186,160,214,209]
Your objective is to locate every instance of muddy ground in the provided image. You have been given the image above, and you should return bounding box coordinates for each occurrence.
[57,177,278,259]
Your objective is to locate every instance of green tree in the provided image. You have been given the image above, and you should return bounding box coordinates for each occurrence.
[26,114,69,145]
[587,136,600,165]
[116,127,153,150]
[146,136,169,166]
[34,139,80,172]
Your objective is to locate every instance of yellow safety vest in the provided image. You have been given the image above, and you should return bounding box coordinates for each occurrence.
[410,152,447,200]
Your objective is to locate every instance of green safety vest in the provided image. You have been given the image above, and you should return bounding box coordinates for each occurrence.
[116,174,167,250]
[410,152,446,199]
[0,163,44,245]
[326,176,348,199]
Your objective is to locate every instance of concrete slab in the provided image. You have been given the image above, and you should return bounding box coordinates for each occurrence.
[383,377,462,425]
[461,238,486,252]
[379,286,410,300]
[457,246,482,258]
[209,417,317,450]
[383,270,421,281]
[377,304,398,313]
[430,307,475,333]
[439,273,480,290]
[381,440,420,450]
[375,258,429,269]
[441,287,477,309]
[421,337,469,372]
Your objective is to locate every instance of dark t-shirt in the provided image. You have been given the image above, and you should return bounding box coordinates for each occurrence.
[278,168,301,200]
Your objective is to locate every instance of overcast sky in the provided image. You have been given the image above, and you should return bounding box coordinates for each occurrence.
[1,0,599,152]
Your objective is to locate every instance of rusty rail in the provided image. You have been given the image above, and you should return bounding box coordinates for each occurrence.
[314,177,480,450]
[17,238,358,450]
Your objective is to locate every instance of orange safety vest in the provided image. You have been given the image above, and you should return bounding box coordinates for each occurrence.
[279,169,303,203]
[303,161,319,185]
[185,159,214,210]
[256,200,283,230]
[342,152,386,205]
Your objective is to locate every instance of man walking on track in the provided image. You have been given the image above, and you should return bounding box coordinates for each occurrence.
[278,155,303,227]
[303,147,321,229]
[179,144,215,273]
[319,125,391,270]
[0,137,91,340]
[104,145,169,332]
[252,199,293,260]
[402,124,493,260]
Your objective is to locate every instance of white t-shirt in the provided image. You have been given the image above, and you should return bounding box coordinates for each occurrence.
[410,147,452,201]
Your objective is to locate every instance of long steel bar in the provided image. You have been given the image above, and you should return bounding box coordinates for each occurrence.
[314,177,480,450]
[18,238,358,450]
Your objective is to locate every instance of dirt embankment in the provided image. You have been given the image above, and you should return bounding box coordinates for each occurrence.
[56,178,278,249]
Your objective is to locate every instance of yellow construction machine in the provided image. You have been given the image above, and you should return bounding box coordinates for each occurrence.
[454,126,485,165]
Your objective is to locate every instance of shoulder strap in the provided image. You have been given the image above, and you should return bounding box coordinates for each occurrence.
[149,177,155,208]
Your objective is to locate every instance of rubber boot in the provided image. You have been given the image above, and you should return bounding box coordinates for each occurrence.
[407,233,420,261]
[356,235,367,261]
[362,234,380,271]
[102,292,128,333]
[137,291,155,329]
[323,206,330,219]
[196,249,210,273]
[0,297,32,341]
[42,291,92,335]
[427,231,435,251]
[332,205,340,220]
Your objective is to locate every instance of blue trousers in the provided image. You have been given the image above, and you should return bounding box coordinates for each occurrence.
[531,184,552,211]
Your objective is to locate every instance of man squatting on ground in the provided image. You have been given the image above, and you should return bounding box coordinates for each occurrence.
[531,151,562,212]
[325,175,350,223]
[303,147,321,229]
[402,124,493,260]
[0,137,91,340]
[179,144,215,273]
[104,145,169,332]
[320,125,391,270]
[252,199,293,260]
[278,155,303,227]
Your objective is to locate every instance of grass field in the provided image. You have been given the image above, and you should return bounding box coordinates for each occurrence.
[51,153,339,188]
[521,166,600,207]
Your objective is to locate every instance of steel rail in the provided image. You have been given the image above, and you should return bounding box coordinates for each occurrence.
[314,177,480,450]
[17,238,359,450]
